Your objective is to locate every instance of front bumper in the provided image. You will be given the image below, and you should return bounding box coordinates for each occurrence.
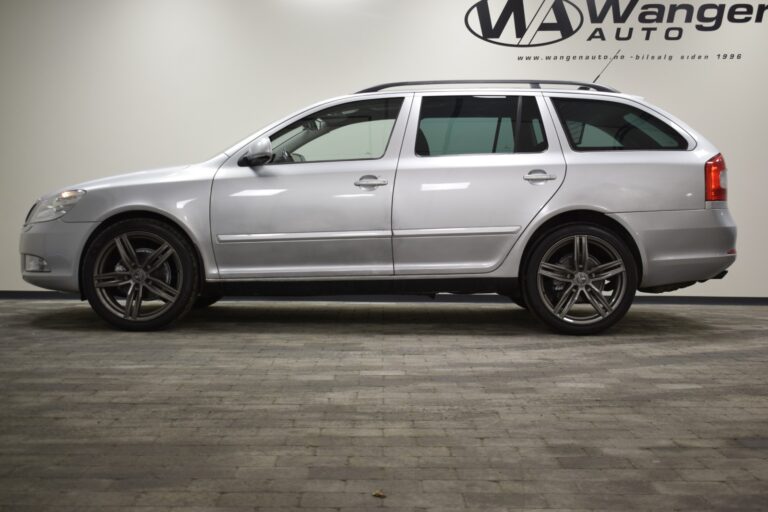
[612,208,737,289]
[19,220,98,293]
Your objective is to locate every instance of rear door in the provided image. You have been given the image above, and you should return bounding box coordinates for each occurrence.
[392,92,566,275]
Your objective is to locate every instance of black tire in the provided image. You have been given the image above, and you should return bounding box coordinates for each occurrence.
[193,293,223,309]
[522,223,637,335]
[82,218,200,331]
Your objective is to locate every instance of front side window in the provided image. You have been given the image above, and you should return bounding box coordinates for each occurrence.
[416,96,547,157]
[552,98,688,151]
[269,98,404,163]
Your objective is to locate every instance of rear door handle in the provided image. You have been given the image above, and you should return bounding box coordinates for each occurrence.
[524,170,558,183]
[354,175,388,188]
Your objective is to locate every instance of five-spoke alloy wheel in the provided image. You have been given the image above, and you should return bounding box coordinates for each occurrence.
[82,219,199,330]
[523,224,637,335]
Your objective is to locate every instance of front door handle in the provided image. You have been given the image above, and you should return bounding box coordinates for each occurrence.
[354,175,388,188]
[523,170,558,183]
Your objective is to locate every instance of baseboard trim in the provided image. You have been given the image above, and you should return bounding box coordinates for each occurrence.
[0,290,766,306]
[633,296,768,306]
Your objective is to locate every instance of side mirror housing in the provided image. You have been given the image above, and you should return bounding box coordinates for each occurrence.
[237,137,273,167]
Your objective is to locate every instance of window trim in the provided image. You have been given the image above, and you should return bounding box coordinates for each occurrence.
[550,96,691,153]
[414,94,549,158]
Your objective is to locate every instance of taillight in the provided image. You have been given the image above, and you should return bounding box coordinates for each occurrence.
[705,153,727,202]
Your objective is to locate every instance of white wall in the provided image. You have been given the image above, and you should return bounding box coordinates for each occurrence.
[1,0,766,295]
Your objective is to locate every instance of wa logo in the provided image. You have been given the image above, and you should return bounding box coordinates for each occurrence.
[465,0,584,47]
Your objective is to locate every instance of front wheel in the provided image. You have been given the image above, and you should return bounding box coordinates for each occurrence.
[82,219,200,331]
[523,224,637,335]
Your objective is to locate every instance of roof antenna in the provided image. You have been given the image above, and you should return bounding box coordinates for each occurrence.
[593,49,621,84]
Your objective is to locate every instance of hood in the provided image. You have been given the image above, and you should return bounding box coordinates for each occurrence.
[60,165,193,194]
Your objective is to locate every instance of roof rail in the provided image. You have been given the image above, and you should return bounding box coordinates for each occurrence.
[356,80,619,94]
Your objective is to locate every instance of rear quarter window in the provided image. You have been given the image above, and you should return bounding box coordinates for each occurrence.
[551,98,688,151]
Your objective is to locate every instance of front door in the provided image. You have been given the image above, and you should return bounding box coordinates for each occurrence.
[211,95,410,278]
[392,93,566,275]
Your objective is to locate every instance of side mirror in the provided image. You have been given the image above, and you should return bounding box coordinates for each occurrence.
[237,137,273,167]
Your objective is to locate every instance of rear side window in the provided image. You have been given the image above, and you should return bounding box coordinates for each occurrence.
[552,98,688,151]
[416,96,547,157]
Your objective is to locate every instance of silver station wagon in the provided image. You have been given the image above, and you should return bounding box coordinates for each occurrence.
[20,80,736,334]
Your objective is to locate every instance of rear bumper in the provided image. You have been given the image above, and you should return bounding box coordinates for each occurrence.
[611,208,736,289]
[19,220,98,293]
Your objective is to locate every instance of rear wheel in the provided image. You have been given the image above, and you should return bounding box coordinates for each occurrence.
[523,224,637,335]
[82,218,200,331]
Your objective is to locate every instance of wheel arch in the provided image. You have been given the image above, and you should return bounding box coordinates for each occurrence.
[77,209,207,299]
[519,209,645,284]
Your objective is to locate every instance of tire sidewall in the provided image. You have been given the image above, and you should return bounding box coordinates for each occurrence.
[82,218,199,331]
[523,223,638,335]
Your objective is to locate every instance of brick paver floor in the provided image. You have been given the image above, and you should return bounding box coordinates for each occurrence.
[0,299,767,511]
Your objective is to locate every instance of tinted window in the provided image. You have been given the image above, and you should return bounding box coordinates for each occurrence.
[270,98,403,163]
[416,96,547,157]
[552,98,687,151]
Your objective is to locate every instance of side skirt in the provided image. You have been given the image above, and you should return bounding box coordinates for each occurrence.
[205,278,520,299]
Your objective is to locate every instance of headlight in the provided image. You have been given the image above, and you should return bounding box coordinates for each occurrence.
[27,189,86,224]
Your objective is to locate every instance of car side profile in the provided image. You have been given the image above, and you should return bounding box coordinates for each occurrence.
[19,80,736,334]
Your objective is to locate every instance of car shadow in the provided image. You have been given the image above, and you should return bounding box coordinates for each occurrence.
[19,299,724,340]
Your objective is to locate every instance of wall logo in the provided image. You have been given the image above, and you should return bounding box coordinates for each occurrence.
[465,0,768,46]
[465,0,583,47]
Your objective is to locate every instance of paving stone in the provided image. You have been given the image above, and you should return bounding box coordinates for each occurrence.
[217,491,300,507]
[299,491,378,508]
[0,299,767,511]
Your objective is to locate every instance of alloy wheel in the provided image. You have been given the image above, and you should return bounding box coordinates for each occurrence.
[536,235,628,325]
[92,232,183,321]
